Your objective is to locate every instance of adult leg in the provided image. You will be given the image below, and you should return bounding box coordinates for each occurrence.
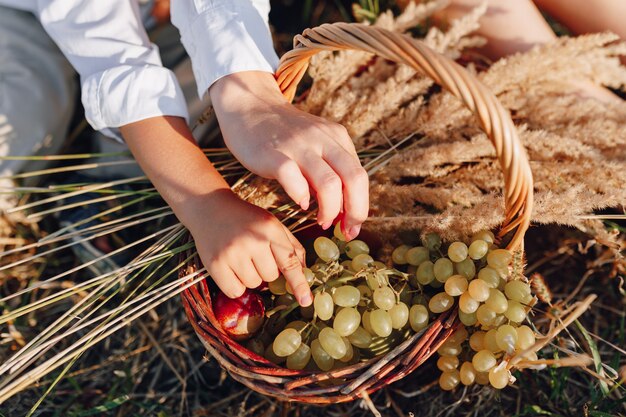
[0,6,77,210]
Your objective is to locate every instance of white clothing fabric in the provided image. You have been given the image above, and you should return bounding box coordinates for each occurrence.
[0,0,279,139]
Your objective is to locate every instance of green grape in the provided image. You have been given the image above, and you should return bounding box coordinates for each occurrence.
[444,275,468,296]
[392,245,410,265]
[496,324,518,353]
[485,288,508,314]
[357,285,372,306]
[504,300,527,323]
[469,331,486,351]
[304,268,315,286]
[489,367,511,389]
[429,292,454,314]
[314,292,334,321]
[333,307,361,337]
[484,329,501,353]
[345,240,370,259]
[311,339,334,371]
[276,294,296,307]
[422,233,442,251]
[333,285,361,307]
[434,258,454,283]
[477,267,500,288]
[319,327,347,359]
[366,272,388,290]
[409,304,430,332]
[411,293,430,307]
[269,276,287,295]
[472,350,497,372]
[468,239,489,260]
[406,246,430,266]
[339,337,354,362]
[515,325,535,350]
[459,292,480,314]
[504,280,532,304]
[399,285,413,305]
[476,305,497,327]
[333,222,346,242]
[373,286,396,310]
[265,343,286,364]
[460,361,476,385]
[475,371,490,385]
[352,253,374,271]
[286,344,311,370]
[437,342,462,356]
[373,261,387,269]
[348,326,373,349]
[314,237,340,262]
[448,241,468,263]
[437,355,459,372]
[416,261,435,285]
[472,230,495,244]
[341,260,355,272]
[448,326,469,345]
[458,310,477,326]
[246,339,265,357]
[454,258,476,279]
[439,370,461,391]
[468,279,490,302]
[362,310,374,335]
[389,302,409,329]
[487,249,513,269]
[265,314,287,336]
[273,329,302,357]
[370,309,393,337]
[285,320,307,332]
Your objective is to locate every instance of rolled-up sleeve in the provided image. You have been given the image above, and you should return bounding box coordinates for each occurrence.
[171,0,280,98]
[36,0,189,140]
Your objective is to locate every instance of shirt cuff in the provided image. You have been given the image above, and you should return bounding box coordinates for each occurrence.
[178,2,280,98]
[81,64,189,141]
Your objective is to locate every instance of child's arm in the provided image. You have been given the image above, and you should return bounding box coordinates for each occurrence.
[120,116,312,305]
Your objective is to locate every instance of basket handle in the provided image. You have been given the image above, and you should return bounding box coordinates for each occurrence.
[275,22,533,250]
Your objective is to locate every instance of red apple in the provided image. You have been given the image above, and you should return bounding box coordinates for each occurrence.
[213,289,265,341]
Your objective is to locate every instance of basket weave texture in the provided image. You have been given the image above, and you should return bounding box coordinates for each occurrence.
[180,22,534,403]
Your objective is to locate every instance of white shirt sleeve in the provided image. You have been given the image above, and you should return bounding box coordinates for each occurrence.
[35,0,189,140]
[170,0,280,98]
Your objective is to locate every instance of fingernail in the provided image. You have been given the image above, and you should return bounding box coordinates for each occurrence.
[300,291,312,306]
[321,222,332,230]
[299,196,310,210]
[349,225,361,239]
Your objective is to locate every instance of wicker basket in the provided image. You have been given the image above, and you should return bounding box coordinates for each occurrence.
[180,22,534,404]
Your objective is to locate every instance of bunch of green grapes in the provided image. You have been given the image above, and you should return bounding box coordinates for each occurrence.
[251,224,435,372]
[249,225,537,391]
[402,231,538,391]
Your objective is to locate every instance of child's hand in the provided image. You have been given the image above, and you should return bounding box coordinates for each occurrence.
[210,71,369,241]
[183,189,311,305]
[120,116,311,306]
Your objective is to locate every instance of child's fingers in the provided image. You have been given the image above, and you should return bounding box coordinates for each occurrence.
[300,158,343,229]
[270,237,312,306]
[273,154,311,210]
[252,246,280,282]
[323,146,369,240]
[209,263,246,299]
[281,224,306,266]
[232,258,263,289]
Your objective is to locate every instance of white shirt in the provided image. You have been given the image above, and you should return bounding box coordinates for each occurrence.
[0,0,279,139]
